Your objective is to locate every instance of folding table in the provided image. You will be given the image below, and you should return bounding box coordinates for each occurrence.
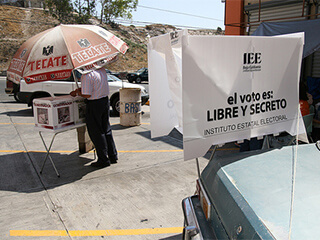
[37,123,86,177]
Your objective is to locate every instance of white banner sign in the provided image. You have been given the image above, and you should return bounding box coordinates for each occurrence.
[148,30,187,138]
[182,33,305,160]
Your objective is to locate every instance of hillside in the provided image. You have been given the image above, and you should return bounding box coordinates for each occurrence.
[0,5,223,74]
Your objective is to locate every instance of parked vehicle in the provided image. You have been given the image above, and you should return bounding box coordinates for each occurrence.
[104,69,127,80]
[105,69,112,74]
[5,79,21,102]
[5,71,149,115]
[126,67,148,83]
[182,143,320,239]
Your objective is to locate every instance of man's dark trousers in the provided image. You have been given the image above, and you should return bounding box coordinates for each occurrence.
[85,96,117,162]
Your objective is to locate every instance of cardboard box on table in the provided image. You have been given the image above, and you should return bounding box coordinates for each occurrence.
[73,96,86,124]
[33,95,93,154]
[33,96,76,131]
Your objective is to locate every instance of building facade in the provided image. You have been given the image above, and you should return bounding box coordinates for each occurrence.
[223,0,320,79]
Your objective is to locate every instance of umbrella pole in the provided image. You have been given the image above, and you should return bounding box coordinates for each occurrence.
[72,70,80,89]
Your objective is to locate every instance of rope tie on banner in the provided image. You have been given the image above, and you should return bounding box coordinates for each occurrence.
[288,108,300,240]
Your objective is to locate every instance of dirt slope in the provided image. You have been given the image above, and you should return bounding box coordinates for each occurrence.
[0,5,222,74]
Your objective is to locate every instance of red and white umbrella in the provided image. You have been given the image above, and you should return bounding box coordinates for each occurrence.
[7,24,128,84]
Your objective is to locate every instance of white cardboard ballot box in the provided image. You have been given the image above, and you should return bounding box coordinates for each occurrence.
[33,96,75,131]
[73,96,86,124]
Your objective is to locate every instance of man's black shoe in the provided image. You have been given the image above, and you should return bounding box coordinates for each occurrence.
[110,158,117,164]
[90,161,110,168]
[109,155,118,164]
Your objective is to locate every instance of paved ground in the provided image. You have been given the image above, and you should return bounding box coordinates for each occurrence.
[0,77,238,239]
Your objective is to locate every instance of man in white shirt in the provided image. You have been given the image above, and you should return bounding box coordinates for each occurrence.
[71,68,118,168]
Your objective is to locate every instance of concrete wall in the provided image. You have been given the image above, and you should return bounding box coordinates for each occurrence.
[0,0,24,7]
[24,0,43,8]
[0,0,43,8]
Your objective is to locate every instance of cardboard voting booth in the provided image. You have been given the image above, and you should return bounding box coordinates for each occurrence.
[148,30,187,138]
[181,33,305,160]
[148,32,306,161]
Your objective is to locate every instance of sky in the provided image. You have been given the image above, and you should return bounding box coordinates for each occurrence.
[96,0,225,30]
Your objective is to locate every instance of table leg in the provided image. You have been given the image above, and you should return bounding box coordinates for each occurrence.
[39,132,60,177]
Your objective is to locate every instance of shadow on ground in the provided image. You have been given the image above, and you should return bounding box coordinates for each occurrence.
[114,127,184,150]
[0,151,97,193]
[1,108,33,117]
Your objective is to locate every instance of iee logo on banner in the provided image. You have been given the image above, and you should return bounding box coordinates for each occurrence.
[243,52,262,72]
[243,52,261,64]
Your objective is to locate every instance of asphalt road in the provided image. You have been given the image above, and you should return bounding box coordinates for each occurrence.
[0,76,238,239]
[0,76,207,240]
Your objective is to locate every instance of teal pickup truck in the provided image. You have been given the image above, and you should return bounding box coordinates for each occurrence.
[182,143,320,239]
